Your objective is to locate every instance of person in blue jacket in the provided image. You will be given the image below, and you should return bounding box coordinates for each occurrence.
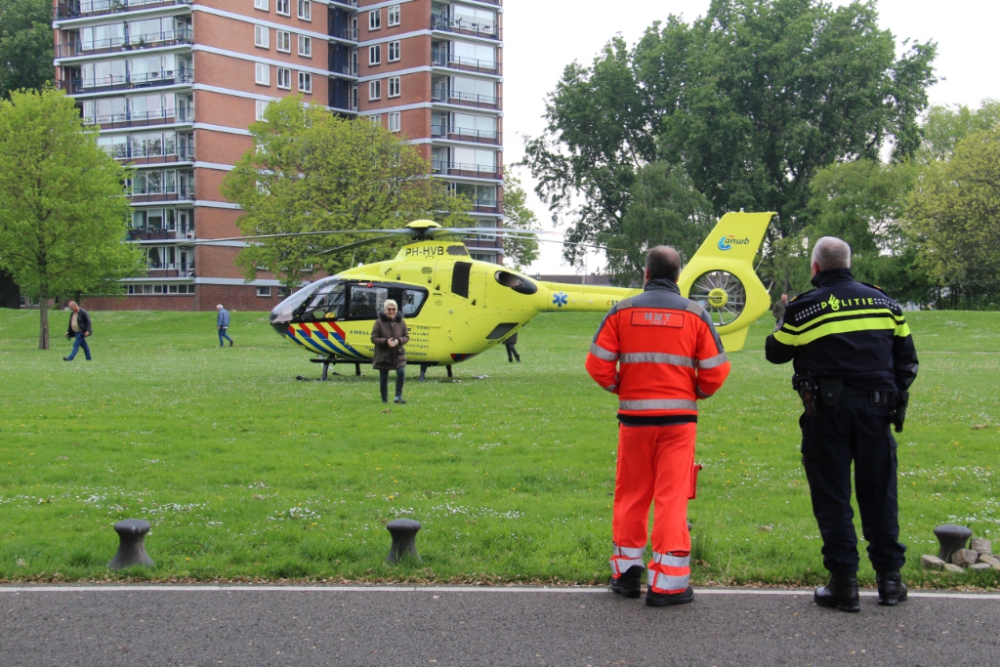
[216,304,233,347]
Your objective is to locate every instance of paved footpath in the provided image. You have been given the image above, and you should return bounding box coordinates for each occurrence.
[1,585,998,667]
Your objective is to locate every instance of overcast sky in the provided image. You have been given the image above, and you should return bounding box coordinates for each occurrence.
[501,0,1000,275]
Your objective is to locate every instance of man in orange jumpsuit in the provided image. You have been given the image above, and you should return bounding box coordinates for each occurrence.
[586,246,730,606]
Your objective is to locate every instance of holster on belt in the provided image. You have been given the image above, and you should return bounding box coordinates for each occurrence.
[792,373,819,417]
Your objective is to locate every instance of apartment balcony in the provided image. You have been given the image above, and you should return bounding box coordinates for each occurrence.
[329,0,358,7]
[56,0,192,21]
[84,108,194,129]
[117,147,195,166]
[430,89,499,110]
[127,227,194,241]
[130,186,194,203]
[470,199,503,214]
[431,160,501,180]
[56,28,193,59]
[57,69,193,94]
[146,264,195,278]
[327,26,358,42]
[431,124,501,145]
[430,15,500,40]
[431,50,499,75]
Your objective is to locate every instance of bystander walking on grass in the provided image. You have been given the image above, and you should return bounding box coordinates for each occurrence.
[0,309,997,589]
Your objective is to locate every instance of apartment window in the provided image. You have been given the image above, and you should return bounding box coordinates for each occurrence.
[255,100,269,120]
[388,112,400,133]
[388,76,400,98]
[276,0,289,16]
[255,62,270,86]
[254,0,268,11]
[257,286,272,297]
[298,71,312,93]
[369,114,381,125]
[276,30,291,53]
[254,25,269,49]
[369,9,380,30]
[369,44,381,65]
[277,67,291,89]
[368,79,381,101]
[298,34,312,57]
[297,0,311,21]
[388,5,400,26]
[388,40,400,62]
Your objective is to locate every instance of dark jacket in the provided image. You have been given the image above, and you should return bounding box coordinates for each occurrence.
[371,312,409,370]
[765,268,918,392]
[504,332,518,347]
[66,308,92,337]
[771,299,786,321]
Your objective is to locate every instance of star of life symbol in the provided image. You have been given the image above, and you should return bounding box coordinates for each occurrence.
[552,292,568,307]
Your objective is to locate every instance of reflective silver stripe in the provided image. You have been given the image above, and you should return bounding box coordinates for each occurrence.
[652,552,690,568]
[697,352,728,369]
[649,570,690,592]
[589,343,618,361]
[618,399,698,412]
[619,352,696,368]
[685,301,704,315]
[605,384,617,393]
[614,544,646,559]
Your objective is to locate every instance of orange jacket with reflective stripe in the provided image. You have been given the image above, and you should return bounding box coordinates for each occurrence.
[585,279,731,418]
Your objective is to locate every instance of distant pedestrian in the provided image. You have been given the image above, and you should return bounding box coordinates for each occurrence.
[504,332,521,363]
[771,293,788,322]
[371,299,409,404]
[63,301,92,361]
[217,304,233,347]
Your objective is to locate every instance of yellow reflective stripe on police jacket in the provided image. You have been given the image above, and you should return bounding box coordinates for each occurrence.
[780,307,906,333]
[773,313,911,347]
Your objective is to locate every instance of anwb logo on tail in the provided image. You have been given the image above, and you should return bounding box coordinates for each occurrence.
[718,235,751,251]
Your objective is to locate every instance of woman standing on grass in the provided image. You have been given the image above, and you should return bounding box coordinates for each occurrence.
[371,299,409,404]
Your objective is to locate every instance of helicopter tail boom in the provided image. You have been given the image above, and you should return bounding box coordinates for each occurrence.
[539,282,641,312]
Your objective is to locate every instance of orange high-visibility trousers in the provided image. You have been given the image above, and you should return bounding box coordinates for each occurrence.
[611,423,695,593]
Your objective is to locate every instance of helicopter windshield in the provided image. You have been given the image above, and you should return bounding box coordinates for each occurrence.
[306,282,346,321]
[269,277,338,324]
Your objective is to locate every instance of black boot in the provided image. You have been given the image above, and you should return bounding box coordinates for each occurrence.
[610,565,643,599]
[814,573,860,612]
[876,570,908,606]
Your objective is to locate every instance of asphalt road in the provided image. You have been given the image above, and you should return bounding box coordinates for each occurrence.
[1,585,998,667]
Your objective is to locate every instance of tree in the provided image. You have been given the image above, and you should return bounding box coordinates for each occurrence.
[907,127,1000,308]
[599,161,714,286]
[918,99,1000,163]
[0,88,141,349]
[499,173,539,270]
[0,0,54,98]
[221,96,470,289]
[524,0,937,265]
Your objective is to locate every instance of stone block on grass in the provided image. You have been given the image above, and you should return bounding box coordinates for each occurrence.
[943,563,965,574]
[951,549,979,566]
[977,554,1000,570]
[968,563,992,571]
[970,538,992,555]
[921,554,946,570]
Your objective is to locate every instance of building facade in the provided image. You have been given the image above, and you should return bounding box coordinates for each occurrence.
[52,0,503,311]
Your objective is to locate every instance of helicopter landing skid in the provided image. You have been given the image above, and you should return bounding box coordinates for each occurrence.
[298,357,362,381]
[418,364,453,382]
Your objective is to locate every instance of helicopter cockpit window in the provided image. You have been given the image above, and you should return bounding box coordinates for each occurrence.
[346,285,387,320]
[494,271,538,295]
[398,289,426,317]
[306,282,346,321]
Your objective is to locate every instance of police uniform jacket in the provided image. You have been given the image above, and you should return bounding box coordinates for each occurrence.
[585,278,731,424]
[765,268,918,392]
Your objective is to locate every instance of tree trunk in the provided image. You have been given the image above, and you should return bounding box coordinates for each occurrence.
[38,288,50,350]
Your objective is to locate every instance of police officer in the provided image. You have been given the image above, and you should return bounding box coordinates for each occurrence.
[766,237,918,612]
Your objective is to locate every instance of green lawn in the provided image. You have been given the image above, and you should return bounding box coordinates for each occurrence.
[1,307,998,589]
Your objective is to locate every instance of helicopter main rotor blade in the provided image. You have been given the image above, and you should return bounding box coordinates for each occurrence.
[192,229,413,245]
[310,234,402,257]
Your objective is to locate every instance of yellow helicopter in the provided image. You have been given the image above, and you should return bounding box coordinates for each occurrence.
[263,211,774,380]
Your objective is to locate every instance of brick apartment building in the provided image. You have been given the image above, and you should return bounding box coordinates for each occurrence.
[52,0,504,311]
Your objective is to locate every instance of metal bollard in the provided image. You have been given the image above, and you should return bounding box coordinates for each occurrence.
[386,519,422,563]
[933,524,972,563]
[108,519,155,570]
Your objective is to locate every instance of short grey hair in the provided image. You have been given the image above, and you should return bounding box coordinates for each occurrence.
[216,304,224,310]
[383,299,398,312]
[811,237,851,271]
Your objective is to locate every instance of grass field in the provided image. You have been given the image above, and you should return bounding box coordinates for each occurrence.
[1,306,998,589]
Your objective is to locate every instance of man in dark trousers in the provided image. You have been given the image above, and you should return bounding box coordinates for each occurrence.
[504,332,520,362]
[766,236,918,612]
[217,304,233,347]
[63,301,92,361]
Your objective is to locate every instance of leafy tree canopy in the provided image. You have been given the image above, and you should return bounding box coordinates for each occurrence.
[0,0,54,98]
[917,99,1000,162]
[523,0,936,273]
[221,96,471,289]
[0,88,142,349]
[500,172,539,270]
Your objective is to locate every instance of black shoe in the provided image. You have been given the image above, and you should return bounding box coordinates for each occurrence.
[394,397,406,404]
[63,357,72,361]
[610,565,643,599]
[814,573,860,612]
[229,340,233,347]
[876,571,908,606]
[646,586,694,607]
